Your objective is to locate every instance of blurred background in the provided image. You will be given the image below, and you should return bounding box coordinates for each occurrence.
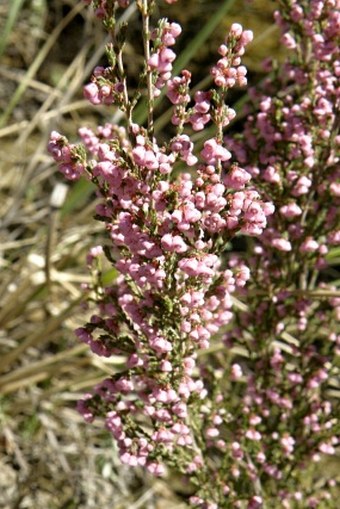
[0,1,289,508]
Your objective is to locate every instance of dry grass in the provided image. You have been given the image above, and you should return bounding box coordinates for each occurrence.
[0,1,338,508]
[0,1,178,507]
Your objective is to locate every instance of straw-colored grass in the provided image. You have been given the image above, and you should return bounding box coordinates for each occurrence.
[0,1,164,507]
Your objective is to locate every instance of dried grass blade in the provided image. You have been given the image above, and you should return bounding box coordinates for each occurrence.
[0,295,83,371]
[0,2,85,128]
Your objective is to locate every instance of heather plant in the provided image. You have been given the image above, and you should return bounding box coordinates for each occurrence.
[48,0,339,507]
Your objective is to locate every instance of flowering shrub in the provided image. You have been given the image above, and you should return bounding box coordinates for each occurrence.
[48,0,339,507]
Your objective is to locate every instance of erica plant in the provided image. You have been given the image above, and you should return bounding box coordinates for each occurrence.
[48,0,339,507]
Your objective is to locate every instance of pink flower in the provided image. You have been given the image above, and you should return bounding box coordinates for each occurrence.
[231,363,243,380]
[280,434,295,455]
[201,138,232,165]
[319,442,335,455]
[224,165,251,189]
[241,30,254,45]
[205,427,220,438]
[330,182,340,196]
[167,72,191,104]
[230,23,243,38]
[300,237,319,253]
[149,336,172,354]
[281,32,297,49]
[83,82,101,104]
[178,258,199,276]
[147,462,166,476]
[272,238,292,251]
[245,429,262,441]
[248,496,263,509]
[279,202,302,218]
[263,165,281,184]
[161,233,188,253]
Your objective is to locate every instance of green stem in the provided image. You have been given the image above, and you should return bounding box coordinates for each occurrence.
[142,0,154,138]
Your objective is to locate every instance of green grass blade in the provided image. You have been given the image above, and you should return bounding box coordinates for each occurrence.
[0,0,25,58]
[326,247,340,261]
[61,178,96,218]
[172,0,236,76]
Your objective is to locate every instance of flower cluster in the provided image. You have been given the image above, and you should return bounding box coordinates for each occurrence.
[214,0,340,506]
[48,131,85,180]
[49,0,273,494]
[148,20,182,96]
[211,22,253,89]
[49,0,339,507]
[166,22,253,136]
[83,0,131,19]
